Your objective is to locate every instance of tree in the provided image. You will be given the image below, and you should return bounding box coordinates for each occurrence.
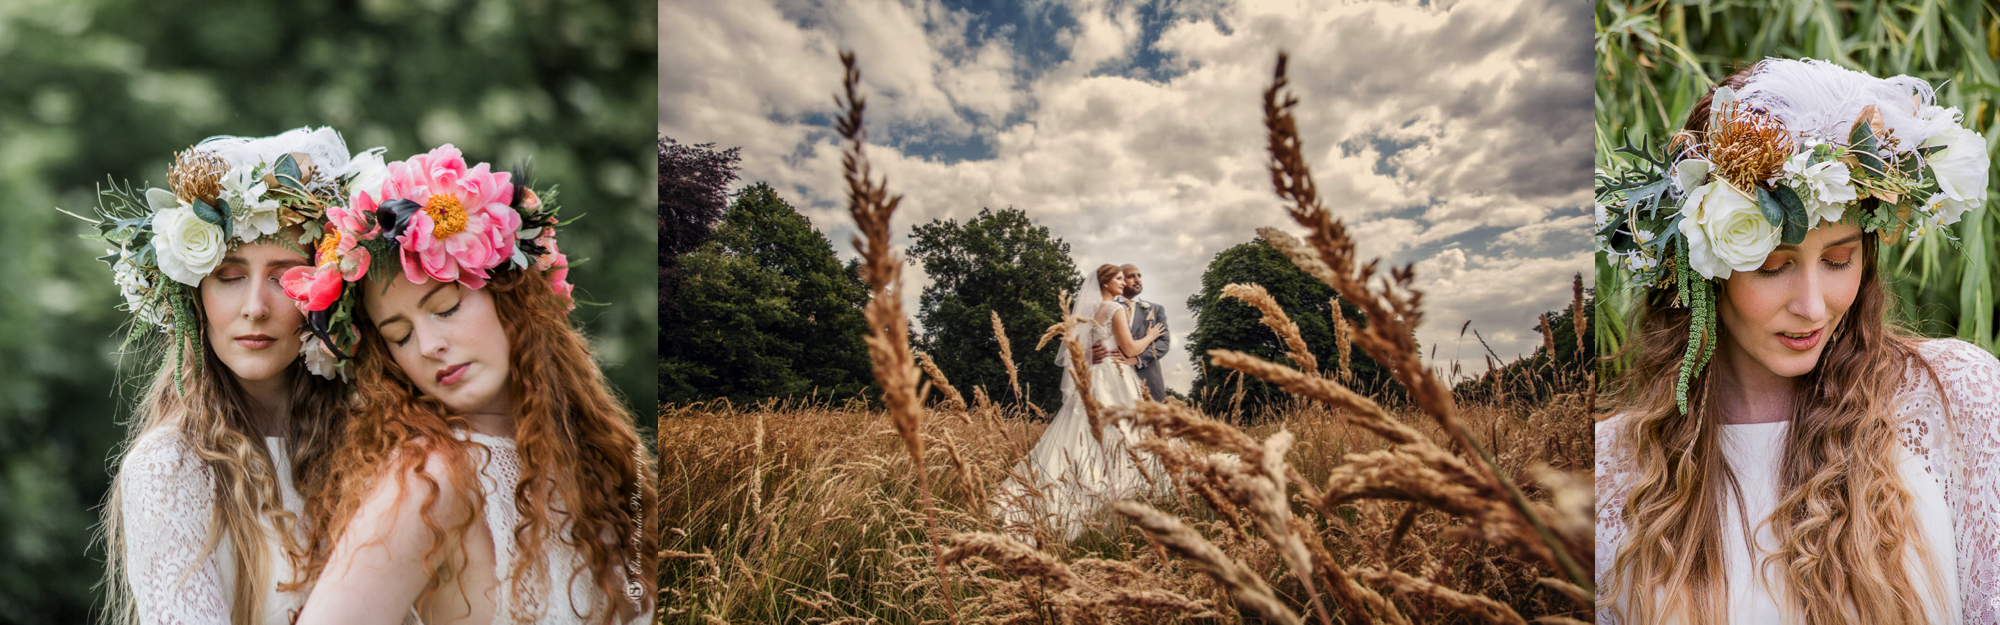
[663,183,873,404]
[1456,286,1595,407]
[659,136,741,367]
[1185,239,1395,419]
[908,207,1082,414]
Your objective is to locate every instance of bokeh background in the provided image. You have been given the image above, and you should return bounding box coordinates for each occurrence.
[1596,0,2000,376]
[0,0,656,621]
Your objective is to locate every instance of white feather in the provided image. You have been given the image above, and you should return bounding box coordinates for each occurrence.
[1734,58,1955,152]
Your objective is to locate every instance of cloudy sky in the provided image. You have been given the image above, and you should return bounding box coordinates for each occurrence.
[660,0,1593,394]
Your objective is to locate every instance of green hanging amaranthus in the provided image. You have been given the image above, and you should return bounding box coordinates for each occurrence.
[1673,249,1717,414]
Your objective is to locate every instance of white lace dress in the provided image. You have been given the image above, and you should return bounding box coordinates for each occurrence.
[459,432,648,625]
[990,302,1171,542]
[121,430,305,625]
[1595,339,2000,623]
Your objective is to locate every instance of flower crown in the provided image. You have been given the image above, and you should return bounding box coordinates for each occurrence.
[76,127,384,387]
[281,144,574,376]
[1596,58,1990,411]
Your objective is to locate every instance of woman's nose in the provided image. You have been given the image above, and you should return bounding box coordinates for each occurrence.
[1788,266,1830,323]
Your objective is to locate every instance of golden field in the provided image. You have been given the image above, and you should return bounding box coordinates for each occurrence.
[655,393,1593,624]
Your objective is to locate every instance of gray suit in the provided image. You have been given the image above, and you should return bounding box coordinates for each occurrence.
[1118,296,1170,401]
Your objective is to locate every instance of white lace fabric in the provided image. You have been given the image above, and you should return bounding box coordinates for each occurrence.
[460,432,645,625]
[1595,339,2000,623]
[120,430,304,625]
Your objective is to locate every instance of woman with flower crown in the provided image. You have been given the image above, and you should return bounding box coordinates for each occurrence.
[87,127,381,625]
[283,145,655,625]
[1595,59,1999,624]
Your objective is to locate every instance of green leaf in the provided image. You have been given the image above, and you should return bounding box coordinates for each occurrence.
[196,197,233,240]
[1756,185,1786,230]
[1770,185,1810,244]
[273,154,306,191]
[1847,117,1874,146]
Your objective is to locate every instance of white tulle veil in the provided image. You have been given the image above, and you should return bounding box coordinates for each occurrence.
[1057,264,1120,369]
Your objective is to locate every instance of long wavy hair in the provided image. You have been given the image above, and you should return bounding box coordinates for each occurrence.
[100,299,348,625]
[1601,67,1948,624]
[299,268,658,623]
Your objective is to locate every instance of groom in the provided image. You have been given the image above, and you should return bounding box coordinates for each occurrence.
[1091,263,1170,401]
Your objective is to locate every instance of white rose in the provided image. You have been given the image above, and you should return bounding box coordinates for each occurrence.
[340,147,389,202]
[1922,126,1988,211]
[220,164,280,242]
[1681,180,1778,280]
[152,205,227,286]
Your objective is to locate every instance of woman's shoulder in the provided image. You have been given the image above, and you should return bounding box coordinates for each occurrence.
[121,427,208,483]
[1908,338,2000,395]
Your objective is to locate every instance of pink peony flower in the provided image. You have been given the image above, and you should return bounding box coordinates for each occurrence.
[363,145,519,289]
[283,226,371,312]
[283,265,343,312]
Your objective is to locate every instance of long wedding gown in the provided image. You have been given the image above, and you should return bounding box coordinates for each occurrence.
[991,300,1171,542]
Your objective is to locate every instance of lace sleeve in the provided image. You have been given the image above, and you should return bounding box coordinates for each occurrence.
[1593,416,1631,625]
[121,430,232,625]
[1905,339,2000,621]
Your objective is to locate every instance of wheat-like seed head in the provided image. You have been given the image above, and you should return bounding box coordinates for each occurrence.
[1222,283,1320,378]
[916,352,969,412]
[990,311,1024,405]
[1112,501,1303,625]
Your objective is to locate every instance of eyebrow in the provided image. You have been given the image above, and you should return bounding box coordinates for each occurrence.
[374,283,454,328]
[1775,233,1865,252]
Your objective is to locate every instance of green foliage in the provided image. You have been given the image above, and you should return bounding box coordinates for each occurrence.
[1454,291,1597,407]
[1184,239,1390,418]
[1596,0,2000,374]
[907,207,1082,413]
[662,183,874,404]
[0,0,655,620]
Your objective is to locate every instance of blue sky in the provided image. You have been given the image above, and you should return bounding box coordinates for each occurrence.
[661,0,1593,393]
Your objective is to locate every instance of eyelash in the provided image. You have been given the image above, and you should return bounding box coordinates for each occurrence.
[1754,257,1855,276]
[391,302,462,347]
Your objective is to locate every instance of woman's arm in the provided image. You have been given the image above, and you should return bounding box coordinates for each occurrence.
[1111,307,1164,358]
[1928,340,2000,624]
[120,432,232,625]
[295,449,475,625]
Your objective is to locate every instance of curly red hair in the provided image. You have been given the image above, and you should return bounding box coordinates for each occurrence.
[299,269,657,623]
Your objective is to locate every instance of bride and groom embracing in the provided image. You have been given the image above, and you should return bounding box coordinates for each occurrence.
[991,263,1175,543]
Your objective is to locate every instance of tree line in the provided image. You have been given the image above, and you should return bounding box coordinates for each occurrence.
[661,137,1584,416]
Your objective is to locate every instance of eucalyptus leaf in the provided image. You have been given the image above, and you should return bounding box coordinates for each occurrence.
[1771,185,1809,244]
[1756,185,1786,229]
[274,154,306,192]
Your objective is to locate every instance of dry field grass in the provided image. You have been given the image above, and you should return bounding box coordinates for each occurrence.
[657,396,1592,623]
[654,51,1595,624]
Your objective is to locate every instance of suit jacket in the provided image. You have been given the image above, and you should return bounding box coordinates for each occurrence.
[1117,296,1170,400]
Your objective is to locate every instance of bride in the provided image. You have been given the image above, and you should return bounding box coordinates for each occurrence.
[992,263,1168,543]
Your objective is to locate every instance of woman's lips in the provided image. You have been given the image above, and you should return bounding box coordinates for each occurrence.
[437,362,471,386]
[1777,329,1822,352]
[235,335,277,350]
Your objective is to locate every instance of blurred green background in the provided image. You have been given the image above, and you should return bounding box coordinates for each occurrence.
[0,0,656,621]
[1596,0,2000,378]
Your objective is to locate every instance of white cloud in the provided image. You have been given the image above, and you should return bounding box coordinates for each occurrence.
[662,0,1591,393]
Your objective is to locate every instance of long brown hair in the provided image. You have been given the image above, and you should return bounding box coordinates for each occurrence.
[101,303,348,625]
[1601,65,1947,624]
[300,268,657,623]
